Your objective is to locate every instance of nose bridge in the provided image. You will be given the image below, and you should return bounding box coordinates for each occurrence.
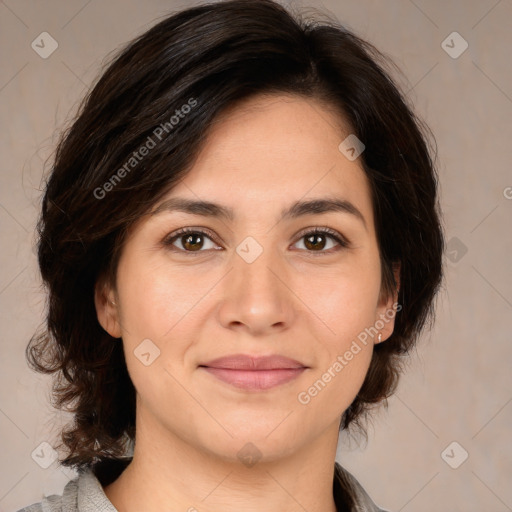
[238,246,278,292]
[217,235,293,333]
[235,235,284,303]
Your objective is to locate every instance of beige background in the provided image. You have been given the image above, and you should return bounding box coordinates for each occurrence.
[1,1,511,511]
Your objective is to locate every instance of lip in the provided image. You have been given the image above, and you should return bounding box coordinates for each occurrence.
[199,354,308,391]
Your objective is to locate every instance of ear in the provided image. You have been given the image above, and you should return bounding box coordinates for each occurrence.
[375,262,401,344]
[94,278,122,338]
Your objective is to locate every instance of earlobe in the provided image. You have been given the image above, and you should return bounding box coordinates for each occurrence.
[94,282,122,338]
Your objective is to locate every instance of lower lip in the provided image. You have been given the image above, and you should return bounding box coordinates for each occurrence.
[201,367,306,390]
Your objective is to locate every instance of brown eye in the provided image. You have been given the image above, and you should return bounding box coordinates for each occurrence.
[164,228,220,253]
[293,228,349,253]
[181,233,205,251]
[304,233,328,251]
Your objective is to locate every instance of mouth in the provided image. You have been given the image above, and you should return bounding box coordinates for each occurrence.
[199,354,308,391]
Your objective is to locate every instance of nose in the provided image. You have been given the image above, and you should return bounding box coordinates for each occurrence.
[216,243,295,336]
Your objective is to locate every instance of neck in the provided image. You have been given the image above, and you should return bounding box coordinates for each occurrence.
[103,407,340,512]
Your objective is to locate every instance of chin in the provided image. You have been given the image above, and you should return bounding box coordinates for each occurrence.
[196,415,309,464]
[201,436,301,468]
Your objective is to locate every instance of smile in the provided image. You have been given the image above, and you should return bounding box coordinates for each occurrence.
[200,367,306,390]
[199,353,308,390]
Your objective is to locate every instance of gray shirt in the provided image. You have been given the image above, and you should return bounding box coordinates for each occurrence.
[16,460,390,512]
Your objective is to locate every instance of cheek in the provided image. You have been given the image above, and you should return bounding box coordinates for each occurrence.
[115,254,219,393]
[298,258,382,344]
[116,254,208,341]
[296,280,377,419]
[115,256,200,409]
[297,345,373,428]
[292,261,380,408]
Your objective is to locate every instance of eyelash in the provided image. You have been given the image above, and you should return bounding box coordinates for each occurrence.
[162,226,350,255]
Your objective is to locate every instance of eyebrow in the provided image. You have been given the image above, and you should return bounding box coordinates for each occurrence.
[152,196,367,230]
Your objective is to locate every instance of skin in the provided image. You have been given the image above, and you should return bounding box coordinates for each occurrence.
[96,93,399,512]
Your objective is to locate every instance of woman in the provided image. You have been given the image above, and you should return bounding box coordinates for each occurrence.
[18,0,444,510]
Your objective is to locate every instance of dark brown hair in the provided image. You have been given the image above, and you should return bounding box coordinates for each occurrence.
[27,0,444,470]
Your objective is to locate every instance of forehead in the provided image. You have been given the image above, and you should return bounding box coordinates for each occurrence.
[162,93,374,225]
[193,93,353,177]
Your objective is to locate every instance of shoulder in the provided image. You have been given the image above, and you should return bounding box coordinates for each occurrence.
[15,505,44,512]
[334,462,392,512]
[15,476,78,512]
[15,467,117,512]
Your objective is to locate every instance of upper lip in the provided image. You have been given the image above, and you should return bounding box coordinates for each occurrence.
[200,354,307,370]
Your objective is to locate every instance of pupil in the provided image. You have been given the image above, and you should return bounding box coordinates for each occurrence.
[184,233,203,251]
[305,233,325,250]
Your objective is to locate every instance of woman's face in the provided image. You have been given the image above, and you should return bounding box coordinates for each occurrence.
[98,93,398,463]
